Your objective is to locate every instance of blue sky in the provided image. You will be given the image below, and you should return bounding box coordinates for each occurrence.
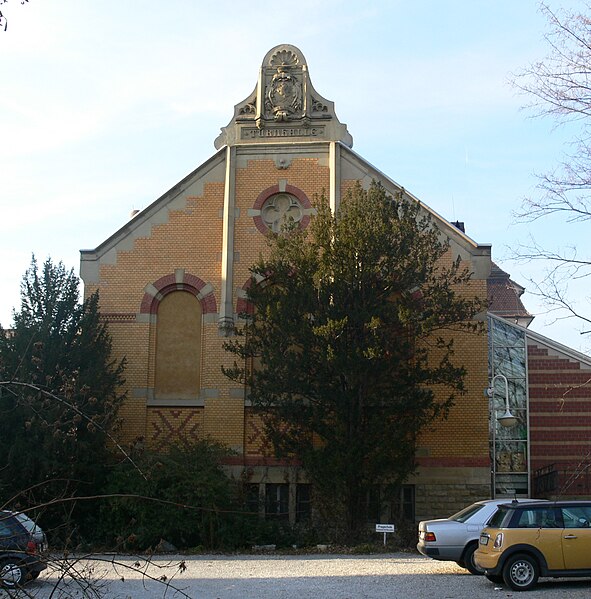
[1,0,589,353]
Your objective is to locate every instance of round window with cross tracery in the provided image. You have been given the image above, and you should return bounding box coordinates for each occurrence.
[252,184,312,235]
[261,193,302,232]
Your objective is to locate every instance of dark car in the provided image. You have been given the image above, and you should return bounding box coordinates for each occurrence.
[0,510,46,588]
[10,510,47,551]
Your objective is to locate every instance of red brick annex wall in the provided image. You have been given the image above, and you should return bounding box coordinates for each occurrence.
[528,342,591,497]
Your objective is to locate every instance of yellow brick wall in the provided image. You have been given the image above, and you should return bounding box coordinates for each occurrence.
[418,249,489,460]
[98,180,224,314]
[233,157,330,289]
[89,155,331,450]
[87,152,488,467]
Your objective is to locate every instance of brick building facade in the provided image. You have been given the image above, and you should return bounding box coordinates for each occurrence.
[79,44,590,523]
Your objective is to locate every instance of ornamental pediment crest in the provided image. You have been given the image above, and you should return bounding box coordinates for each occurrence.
[215,44,353,148]
[266,68,303,122]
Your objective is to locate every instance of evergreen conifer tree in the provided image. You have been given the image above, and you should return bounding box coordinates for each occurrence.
[224,183,485,539]
[0,256,125,540]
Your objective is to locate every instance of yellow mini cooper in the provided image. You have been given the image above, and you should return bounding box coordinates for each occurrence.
[475,500,591,591]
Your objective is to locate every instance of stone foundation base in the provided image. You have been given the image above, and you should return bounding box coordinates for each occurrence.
[223,462,493,523]
[408,466,491,521]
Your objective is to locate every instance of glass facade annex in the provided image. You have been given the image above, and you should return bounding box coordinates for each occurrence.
[488,315,529,497]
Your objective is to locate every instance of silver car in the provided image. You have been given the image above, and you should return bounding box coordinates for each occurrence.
[417,499,546,574]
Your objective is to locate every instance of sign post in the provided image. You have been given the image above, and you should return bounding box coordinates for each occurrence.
[375,523,396,546]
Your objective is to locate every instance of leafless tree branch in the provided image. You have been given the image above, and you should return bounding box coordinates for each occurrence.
[511,2,591,334]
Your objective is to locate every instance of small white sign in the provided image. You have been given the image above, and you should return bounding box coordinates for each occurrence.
[375,524,395,533]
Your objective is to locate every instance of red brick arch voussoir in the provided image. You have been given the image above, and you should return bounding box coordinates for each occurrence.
[139,272,217,316]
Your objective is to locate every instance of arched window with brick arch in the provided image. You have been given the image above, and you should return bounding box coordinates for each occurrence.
[154,290,202,401]
[140,271,217,404]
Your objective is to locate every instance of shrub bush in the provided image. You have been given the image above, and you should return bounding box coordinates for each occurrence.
[99,440,240,550]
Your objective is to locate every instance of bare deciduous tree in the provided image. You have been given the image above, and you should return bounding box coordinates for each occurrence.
[512,2,591,336]
[0,0,29,32]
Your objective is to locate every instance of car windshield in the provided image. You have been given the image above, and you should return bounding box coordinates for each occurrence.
[449,503,485,523]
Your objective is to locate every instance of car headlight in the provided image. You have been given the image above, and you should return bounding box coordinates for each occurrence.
[493,533,504,549]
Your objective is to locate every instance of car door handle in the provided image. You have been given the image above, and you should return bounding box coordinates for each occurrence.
[563,534,578,539]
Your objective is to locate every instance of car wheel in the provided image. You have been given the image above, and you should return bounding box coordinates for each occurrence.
[485,574,504,584]
[0,559,26,588]
[462,543,484,575]
[502,553,539,591]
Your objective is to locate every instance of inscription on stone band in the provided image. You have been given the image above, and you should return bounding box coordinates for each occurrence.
[241,126,325,140]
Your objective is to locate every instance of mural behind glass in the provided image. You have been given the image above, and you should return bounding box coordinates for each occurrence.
[488,316,529,497]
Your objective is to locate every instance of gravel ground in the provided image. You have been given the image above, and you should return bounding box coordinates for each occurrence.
[6,552,591,599]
